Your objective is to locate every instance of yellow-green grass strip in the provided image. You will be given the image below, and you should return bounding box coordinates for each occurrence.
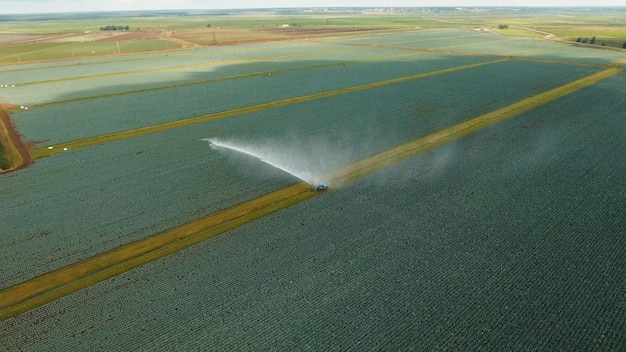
[31,58,504,159]
[1,66,619,321]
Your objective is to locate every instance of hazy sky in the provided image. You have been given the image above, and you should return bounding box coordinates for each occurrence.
[1,0,624,14]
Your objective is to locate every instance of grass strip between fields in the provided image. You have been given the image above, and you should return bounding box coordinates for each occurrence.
[1,66,620,322]
[31,58,504,159]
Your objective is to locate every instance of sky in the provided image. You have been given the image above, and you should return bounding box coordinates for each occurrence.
[1,0,624,15]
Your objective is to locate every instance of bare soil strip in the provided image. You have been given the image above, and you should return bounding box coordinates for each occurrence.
[0,104,32,173]
[31,59,504,159]
[0,67,619,321]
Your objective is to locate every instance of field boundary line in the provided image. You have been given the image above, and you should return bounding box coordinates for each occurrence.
[31,58,504,159]
[2,67,619,321]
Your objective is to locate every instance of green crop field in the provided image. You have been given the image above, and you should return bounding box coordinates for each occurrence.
[0,7,625,351]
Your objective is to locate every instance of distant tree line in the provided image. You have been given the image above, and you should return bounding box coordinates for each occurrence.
[576,36,596,44]
[575,36,626,49]
[100,25,130,31]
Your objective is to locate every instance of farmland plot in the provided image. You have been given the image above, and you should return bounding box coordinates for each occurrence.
[10,54,491,143]
[0,54,603,289]
[327,29,626,66]
[0,129,300,289]
[2,71,622,351]
[0,44,414,106]
[0,29,624,350]
[0,41,333,87]
[13,57,597,145]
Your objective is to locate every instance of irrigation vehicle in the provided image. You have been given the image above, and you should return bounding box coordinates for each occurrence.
[316,183,328,191]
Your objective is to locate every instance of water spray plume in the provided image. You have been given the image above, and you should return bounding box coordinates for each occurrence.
[201,138,326,187]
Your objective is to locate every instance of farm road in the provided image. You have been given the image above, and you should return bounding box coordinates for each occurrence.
[0,66,621,321]
[0,104,30,172]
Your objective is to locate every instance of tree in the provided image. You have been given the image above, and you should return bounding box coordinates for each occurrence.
[498,24,509,29]
[206,23,211,27]
[100,25,129,31]
[622,41,626,49]
[576,37,582,42]
[590,36,596,45]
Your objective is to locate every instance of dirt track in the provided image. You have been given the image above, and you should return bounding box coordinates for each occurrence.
[0,104,31,173]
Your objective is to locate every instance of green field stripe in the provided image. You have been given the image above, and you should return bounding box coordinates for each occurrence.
[327,67,623,186]
[3,67,619,321]
[0,182,317,321]
[32,50,426,109]
[31,58,503,159]
[18,47,360,88]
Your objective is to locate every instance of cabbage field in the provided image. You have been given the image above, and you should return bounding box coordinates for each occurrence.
[1,28,625,350]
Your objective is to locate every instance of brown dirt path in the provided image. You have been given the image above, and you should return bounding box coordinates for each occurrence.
[0,104,32,173]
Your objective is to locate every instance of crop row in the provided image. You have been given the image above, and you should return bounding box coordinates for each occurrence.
[2,72,623,350]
